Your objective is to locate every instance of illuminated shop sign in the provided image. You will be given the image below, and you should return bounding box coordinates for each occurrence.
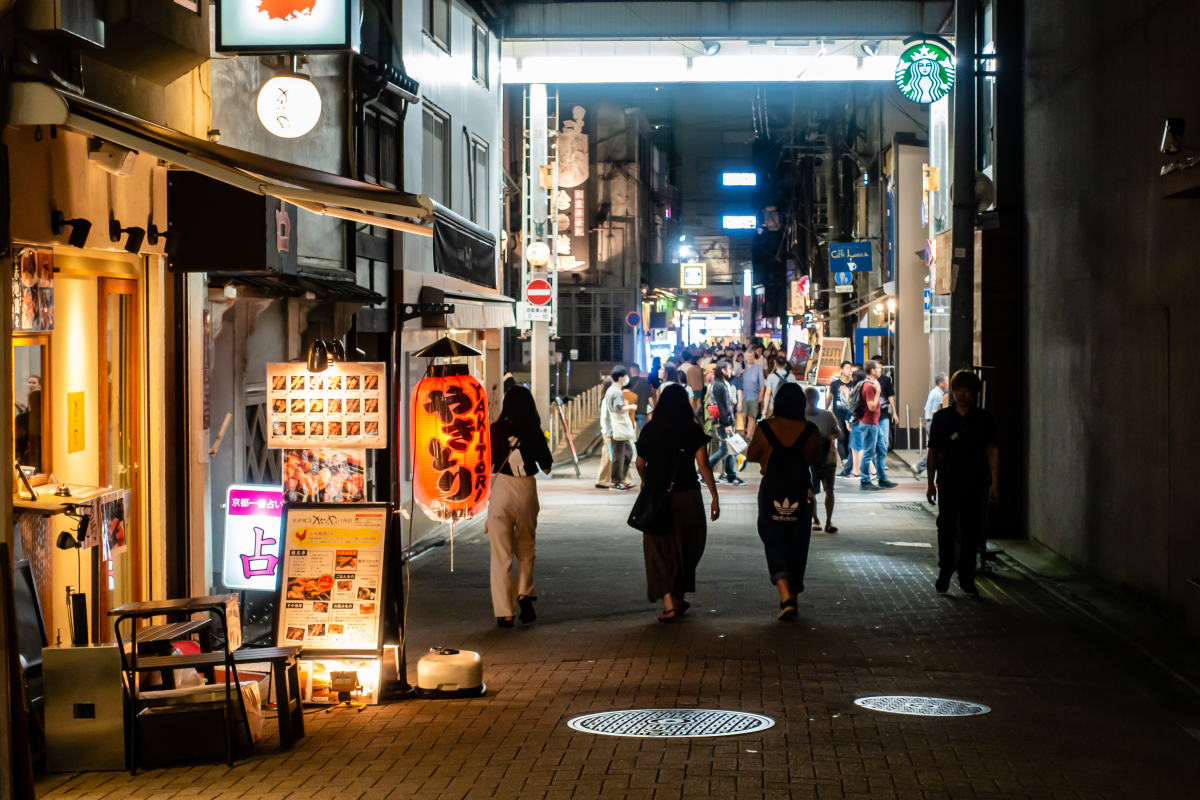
[217,0,361,53]
[895,40,955,104]
[411,372,491,522]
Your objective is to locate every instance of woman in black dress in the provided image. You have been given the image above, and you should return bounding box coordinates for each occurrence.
[634,384,721,622]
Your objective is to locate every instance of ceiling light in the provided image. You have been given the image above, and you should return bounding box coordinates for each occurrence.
[257,70,322,139]
[702,41,721,57]
[861,40,881,57]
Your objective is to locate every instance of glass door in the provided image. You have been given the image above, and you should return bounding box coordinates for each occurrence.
[96,278,142,636]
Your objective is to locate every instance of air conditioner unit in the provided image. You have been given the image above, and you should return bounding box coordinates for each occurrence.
[22,0,105,47]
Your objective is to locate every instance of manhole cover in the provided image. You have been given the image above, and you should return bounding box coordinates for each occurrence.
[567,709,775,738]
[854,696,990,716]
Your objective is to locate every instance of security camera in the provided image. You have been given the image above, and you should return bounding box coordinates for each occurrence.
[87,137,138,177]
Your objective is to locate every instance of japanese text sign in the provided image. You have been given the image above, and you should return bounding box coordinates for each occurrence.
[222,484,284,592]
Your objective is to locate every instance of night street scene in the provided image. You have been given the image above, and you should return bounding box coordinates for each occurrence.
[3,1,1200,799]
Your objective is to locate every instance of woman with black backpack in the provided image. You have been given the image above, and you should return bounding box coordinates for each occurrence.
[488,386,554,628]
[745,382,824,620]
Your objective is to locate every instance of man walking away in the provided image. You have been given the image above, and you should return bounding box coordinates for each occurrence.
[627,364,654,430]
[805,387,841,532]
[857,360,897,490]
[594,376,614,489]
[827,361,853,476]
[742,350,766,442]
[914,372,948,476]
[925,370,999,596]
[877,362,896,453]
[603,366,638,490]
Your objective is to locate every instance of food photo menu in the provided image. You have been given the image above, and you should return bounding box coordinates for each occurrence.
[266,362,386,449]
[276,504,389,652]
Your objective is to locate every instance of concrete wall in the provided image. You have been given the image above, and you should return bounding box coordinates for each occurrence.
[1024,0,1200,628]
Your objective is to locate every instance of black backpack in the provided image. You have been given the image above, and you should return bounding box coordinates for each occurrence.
[756,420,816,525]
[849,382,867,420]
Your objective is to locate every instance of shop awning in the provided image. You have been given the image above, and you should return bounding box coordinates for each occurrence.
[7,82,446,238]
[210,273,387,305]
[443,288,517,329]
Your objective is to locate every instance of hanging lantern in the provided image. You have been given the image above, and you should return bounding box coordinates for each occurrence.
[411,366,491,523]
[526,241,551,267]
[257,73,322,139]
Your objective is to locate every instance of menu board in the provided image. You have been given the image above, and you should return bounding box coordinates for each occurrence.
[266,362,387,449]
[275,503,389,654]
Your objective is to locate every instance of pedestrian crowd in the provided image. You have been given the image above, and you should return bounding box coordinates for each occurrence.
[485,338,998,626]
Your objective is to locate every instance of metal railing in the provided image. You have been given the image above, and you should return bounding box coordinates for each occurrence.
[549,382,606,453]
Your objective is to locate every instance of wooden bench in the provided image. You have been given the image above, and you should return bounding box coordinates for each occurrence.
[133,646,305,748]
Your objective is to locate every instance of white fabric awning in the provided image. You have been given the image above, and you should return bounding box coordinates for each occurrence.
[8,82,436,236]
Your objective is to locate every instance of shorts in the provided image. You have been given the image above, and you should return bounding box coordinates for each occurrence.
[849,420,864,451]
[810,465,836,495]
[743,400,760,420]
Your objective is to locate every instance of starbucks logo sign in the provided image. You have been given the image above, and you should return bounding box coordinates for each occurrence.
[895,41,956,104]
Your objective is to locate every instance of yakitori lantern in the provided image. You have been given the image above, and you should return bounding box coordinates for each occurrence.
[411,366,491,522]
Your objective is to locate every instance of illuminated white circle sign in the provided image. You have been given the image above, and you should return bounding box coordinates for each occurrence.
[257,75,322,138]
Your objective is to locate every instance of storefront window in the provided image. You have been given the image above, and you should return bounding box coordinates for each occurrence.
[13,336,50,482]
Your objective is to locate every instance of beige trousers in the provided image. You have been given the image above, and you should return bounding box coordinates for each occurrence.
[488,472,539,617]
[595,436,613,485]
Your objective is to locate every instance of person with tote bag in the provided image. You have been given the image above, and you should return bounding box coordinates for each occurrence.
[745,382,824,620]
[631,384,720,623]
[487,386,553,628]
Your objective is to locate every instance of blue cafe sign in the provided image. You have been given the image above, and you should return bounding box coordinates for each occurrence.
[829,241,873,273]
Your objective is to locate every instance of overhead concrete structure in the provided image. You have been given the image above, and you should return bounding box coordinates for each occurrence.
[502,1,953,41]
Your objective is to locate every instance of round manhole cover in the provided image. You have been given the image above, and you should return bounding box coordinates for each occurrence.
[854,696,990,717]
[568,709,775,738]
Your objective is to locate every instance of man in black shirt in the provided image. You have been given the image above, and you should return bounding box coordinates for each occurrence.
[925,370,999,596]
[826,361,854,476]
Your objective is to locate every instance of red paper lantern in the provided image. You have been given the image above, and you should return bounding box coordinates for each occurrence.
[410,367,491,521]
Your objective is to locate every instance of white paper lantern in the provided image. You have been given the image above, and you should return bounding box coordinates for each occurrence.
[527,241,551,267]
[257,75,322,139]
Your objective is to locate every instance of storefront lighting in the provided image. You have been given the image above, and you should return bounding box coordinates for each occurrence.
[895,39,956,104]
[257,69,322,139]
[722,215,757,230]
[50,211,91,248]
[874,303,884,313]
[329,340,346,362]
[702,41,721,57]
[722,173,757,186]
[527,240,551,267]
[411,367,490,523]
[861,40,881,57]
[307,340,330,373]
[887,298,896,312]
[108,219,145,253]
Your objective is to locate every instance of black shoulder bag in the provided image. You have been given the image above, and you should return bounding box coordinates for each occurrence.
[627,446,686,535]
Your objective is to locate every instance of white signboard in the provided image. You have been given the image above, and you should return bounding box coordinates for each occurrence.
[276,504,389,653]
[519,301,553,322]
[217,0,357,53]
[267,362,386,449]
[222,484,284,592]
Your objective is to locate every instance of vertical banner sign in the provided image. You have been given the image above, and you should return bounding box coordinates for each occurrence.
[557,106,589,273]
[276,503,390,653]
[222,484,284,592]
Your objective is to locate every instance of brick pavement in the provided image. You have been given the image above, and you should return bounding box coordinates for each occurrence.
[38,469,1200,800]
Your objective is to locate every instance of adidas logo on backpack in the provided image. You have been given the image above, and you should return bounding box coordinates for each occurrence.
[772,498,800,522]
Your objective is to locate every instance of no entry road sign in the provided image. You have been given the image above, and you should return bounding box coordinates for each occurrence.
[526,279,553,306]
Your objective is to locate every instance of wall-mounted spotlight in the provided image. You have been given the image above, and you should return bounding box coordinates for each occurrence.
[147,222,169,247]
[307,340,330,373]
[861,40,881,57]
[329,340,346,362]
[1161,118,1186,155]
[50,210,92,248]
[702,41,721,57]
[109,219,145,253]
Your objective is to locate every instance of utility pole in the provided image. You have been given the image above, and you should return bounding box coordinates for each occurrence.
[949,0,977,373]
[526,84,552,427]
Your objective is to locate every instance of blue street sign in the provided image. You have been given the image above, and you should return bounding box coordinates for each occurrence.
[829,241,873,273]
[833,271,853,286]
[923,288,932,311]
[626,311,641,327]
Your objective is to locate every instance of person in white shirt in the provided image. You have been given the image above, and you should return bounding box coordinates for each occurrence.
[603,365,638,490]
[594,376,615,489]
[914,372,948,476]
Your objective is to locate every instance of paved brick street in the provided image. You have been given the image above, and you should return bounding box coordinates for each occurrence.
[38,469,1200,800]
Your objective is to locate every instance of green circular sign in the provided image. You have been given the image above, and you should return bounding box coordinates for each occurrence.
[895,41,956,104]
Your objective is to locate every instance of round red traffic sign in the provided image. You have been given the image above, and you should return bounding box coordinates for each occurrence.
[526,279,553,306]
